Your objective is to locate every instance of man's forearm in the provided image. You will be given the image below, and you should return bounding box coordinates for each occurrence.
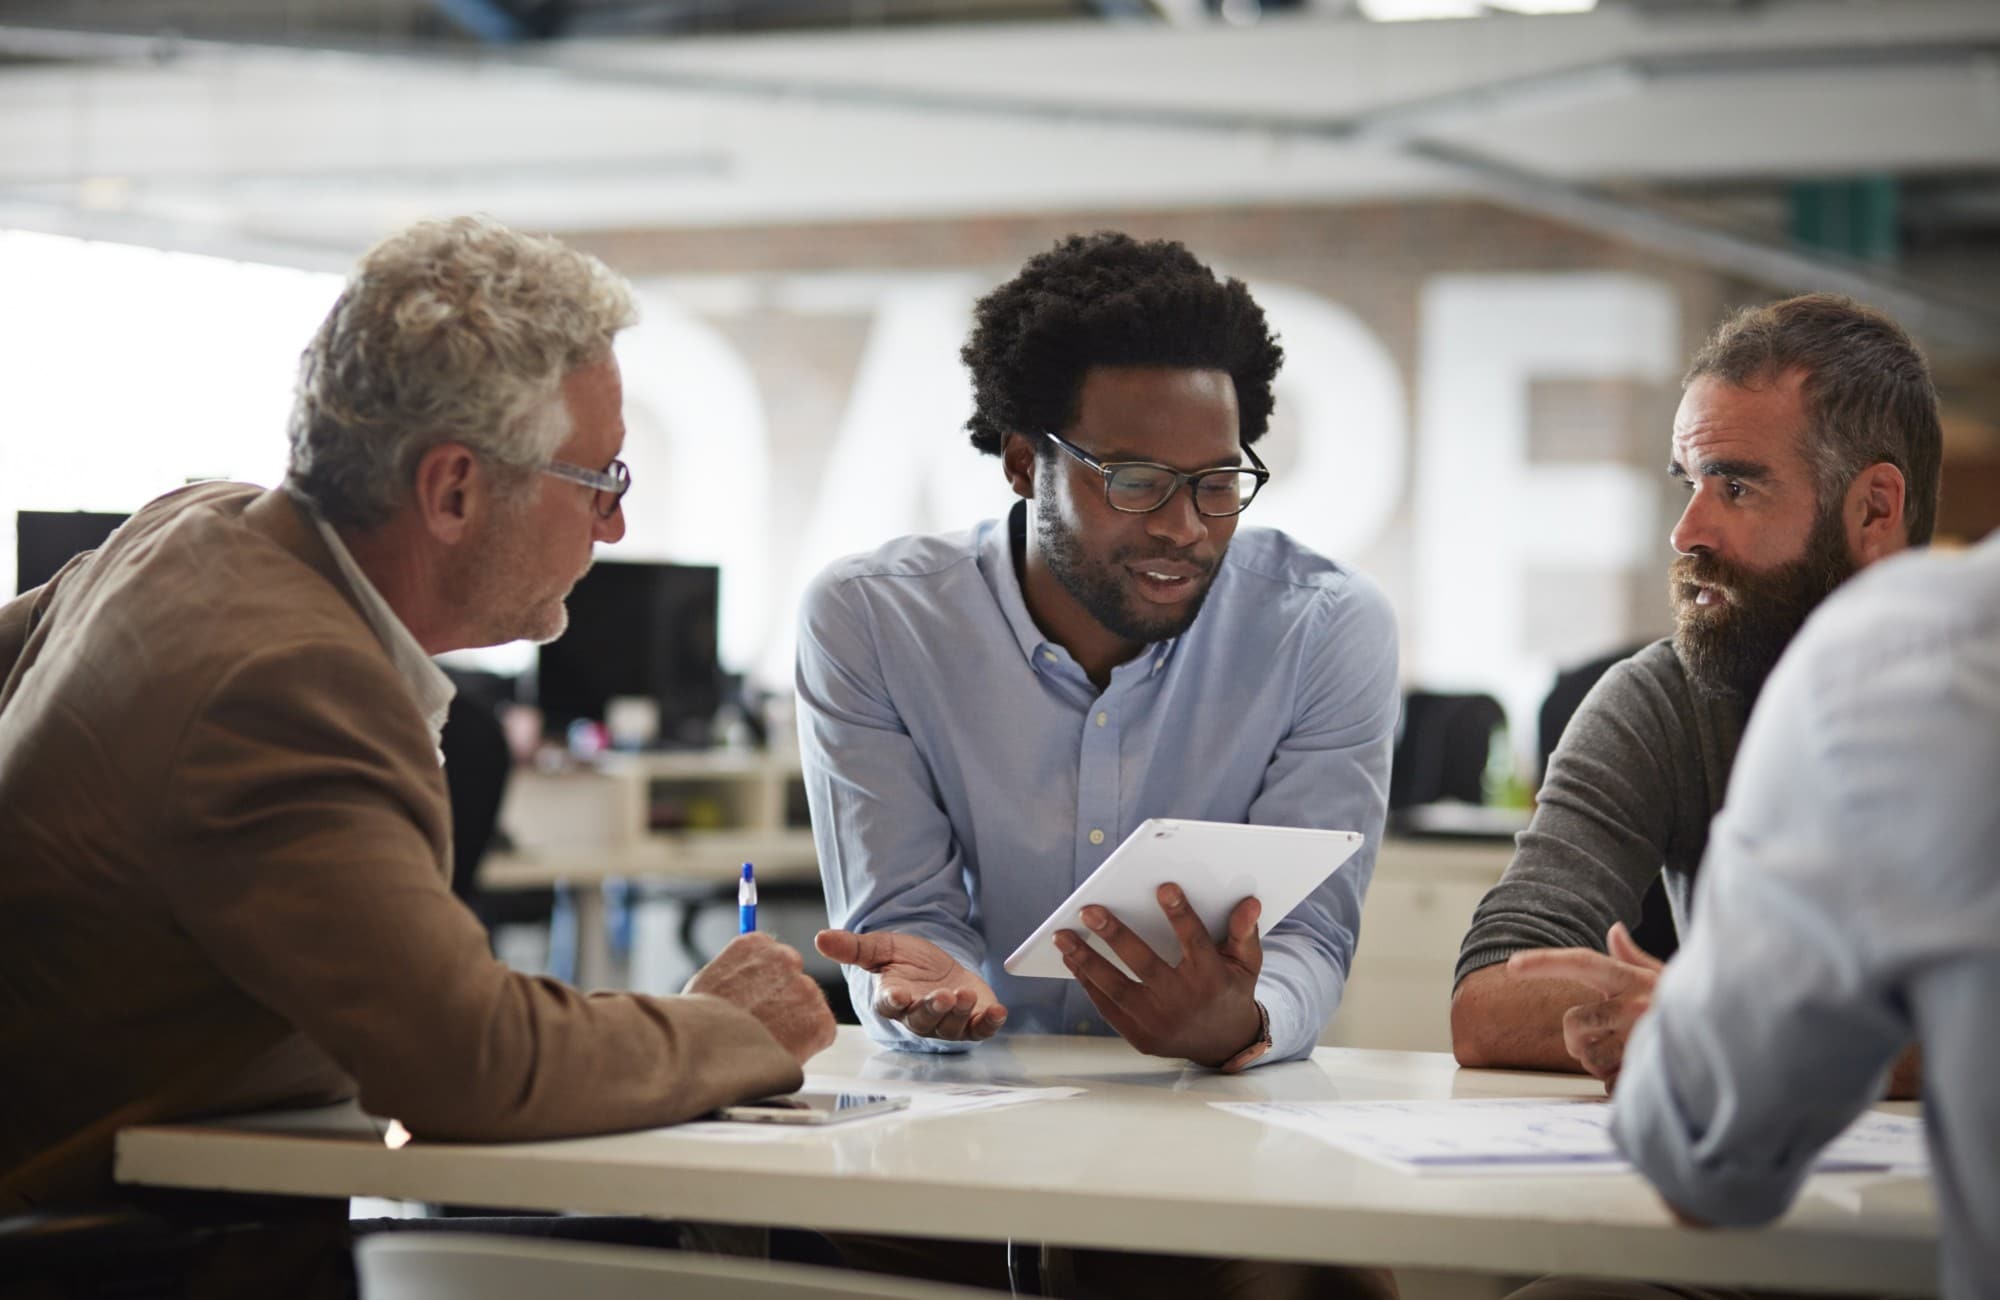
[1449,964,1594,1072]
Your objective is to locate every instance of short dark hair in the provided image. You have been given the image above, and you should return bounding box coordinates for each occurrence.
[960,232,1284,457]
[1684,293,1943,545]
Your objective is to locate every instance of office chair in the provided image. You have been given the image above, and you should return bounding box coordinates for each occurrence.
[1388,691,1507,810]
[439,675,578,979]
[441,688,514,918]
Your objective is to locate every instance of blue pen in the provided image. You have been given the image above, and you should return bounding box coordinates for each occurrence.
[738,862,757,934]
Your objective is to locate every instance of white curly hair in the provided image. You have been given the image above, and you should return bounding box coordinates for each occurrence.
[285,214,638,529]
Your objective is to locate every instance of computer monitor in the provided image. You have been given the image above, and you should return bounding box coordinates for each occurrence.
[16,511,129,595]
[535,560,722,748]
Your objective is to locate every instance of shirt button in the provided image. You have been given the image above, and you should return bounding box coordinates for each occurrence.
[1088,829,1105,845]
[1095,711,1108,727]
[1074,1020,1092,1033]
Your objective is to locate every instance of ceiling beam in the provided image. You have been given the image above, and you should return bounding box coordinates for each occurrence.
[2,16,1997,348]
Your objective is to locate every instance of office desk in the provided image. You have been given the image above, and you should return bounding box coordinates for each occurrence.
[115,1030,1937,1294]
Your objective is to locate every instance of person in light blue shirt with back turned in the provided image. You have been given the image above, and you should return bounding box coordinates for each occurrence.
[1513,533,2000,1300]
[1611,533,2000,1299]
[798,232,1399,1078]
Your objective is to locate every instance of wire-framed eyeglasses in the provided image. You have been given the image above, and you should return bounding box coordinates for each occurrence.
[1041,430,1269,517]
[540,458,631,519]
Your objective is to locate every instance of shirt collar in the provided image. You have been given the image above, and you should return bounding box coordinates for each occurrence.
[983,502,1052,668]
[299,497,456,750]
[982,500,1184,679]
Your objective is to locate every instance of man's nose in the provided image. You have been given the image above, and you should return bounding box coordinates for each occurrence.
[595,503,627,545]
[1145,483,1207,547]
[1669,488,1717,557]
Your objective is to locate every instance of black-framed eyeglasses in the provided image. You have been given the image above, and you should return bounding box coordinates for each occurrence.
[540,458,631,519]
[1041,430,1270,517]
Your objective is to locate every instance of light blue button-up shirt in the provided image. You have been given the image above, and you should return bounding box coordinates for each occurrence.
[1613,533,2000,1298]
[795,503,1399,1064]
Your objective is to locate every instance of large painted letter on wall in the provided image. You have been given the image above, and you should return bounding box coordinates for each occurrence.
[1414,272,1679,745]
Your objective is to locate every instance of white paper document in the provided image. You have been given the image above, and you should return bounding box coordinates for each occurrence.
[1212,1098,1927,1178]
[670,1075,1082,1140]
[805,1074,1085,1118]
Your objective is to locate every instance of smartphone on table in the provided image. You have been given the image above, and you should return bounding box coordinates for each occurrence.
[716,1091,911,1125]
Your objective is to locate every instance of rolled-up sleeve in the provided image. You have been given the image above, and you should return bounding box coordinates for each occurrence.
[1611,871,1905,1226]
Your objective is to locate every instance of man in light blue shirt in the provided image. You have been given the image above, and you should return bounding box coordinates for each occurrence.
[1616,534,2000,1298]
[799,232,1399,1076]
[1518,534,2000,1299]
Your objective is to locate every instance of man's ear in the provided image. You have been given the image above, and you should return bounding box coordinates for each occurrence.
[1845,461,1908,565]
[410,442,481,544]
[1001,433,1038,501]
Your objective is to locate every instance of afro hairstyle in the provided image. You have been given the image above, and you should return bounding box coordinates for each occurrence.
[960,232,1283,457]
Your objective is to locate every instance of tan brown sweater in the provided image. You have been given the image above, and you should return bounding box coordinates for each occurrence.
[0,483,800,1210]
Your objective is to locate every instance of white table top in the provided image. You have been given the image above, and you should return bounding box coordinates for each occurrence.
[115,1029,1937,1294]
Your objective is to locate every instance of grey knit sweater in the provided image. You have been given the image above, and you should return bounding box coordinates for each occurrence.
[1455,639,1747,983]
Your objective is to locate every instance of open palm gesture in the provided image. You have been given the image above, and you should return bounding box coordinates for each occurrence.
[815,929,1008,1041]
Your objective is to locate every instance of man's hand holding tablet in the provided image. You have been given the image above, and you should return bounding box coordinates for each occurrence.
[1019,819,1360,1065]
[1055,883,1267,1068]
[813,929,1009,1041]
[818,821,1358,1065]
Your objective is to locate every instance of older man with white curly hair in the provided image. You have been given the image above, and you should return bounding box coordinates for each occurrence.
[0,216,834,1294]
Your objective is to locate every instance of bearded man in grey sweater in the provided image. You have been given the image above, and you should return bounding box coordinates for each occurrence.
[1450,293,1943,1093]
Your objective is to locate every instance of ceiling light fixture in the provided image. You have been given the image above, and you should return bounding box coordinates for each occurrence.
[1357,0,1481,18]
[1485,0,1598,14]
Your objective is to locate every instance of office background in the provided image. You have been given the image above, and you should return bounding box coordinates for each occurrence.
[3,8,1991,1293]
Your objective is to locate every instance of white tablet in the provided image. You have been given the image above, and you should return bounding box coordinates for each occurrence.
[1001,819,1364,981]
